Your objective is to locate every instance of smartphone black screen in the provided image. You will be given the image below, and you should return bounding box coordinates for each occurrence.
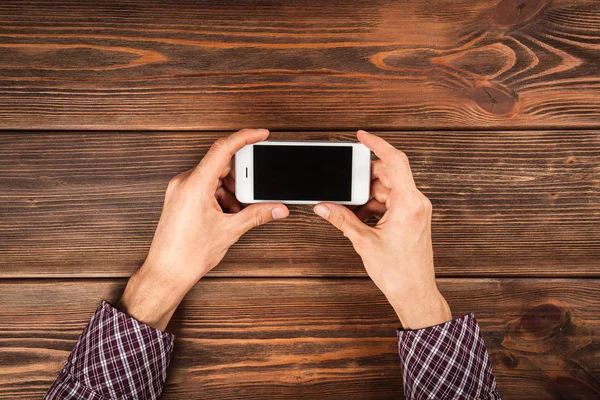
[254,145,353,201]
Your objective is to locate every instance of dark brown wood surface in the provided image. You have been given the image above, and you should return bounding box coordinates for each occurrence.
[0,131,597,278]
[0,278,598,399]
[1,0,600,130]
[1,0,599,398]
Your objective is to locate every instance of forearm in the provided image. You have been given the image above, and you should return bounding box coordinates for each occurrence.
[385,282,499,399]
[45,301,175,400]
[387,288,452,330]
[119,265,189,331]
[313,131,500,398]
[46,129,286,399]
[397,313,501,400]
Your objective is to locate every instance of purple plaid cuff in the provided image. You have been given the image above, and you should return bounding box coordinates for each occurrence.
[397,313,500,399]
[45,301,175,400]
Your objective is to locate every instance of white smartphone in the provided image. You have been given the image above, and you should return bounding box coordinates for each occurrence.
[235,141,371,205]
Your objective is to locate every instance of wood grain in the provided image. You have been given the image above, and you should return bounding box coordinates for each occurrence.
[0,130,597,278]
[1,0,600,129]
[0,278,599,399]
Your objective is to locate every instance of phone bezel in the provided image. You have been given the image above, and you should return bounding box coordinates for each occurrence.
[235,141,370,205]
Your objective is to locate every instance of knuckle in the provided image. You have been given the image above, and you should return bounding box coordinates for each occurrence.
[413,200,426,216]
[392,151,409,167]
[422,196,433,213]
[254,212,265,227]
[166,178,177,193]
[210,138,229,153]
[406,191,425,216]
[166,174,183,194]
[412,201,427,218]
[178,182,193,203]
[334,212,346,231]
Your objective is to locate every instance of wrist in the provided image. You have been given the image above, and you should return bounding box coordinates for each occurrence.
[118,266,187,331]
[389,289,452,330]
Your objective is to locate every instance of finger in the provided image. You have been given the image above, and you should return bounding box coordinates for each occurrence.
[215,187,242,213]
[220,159,232,179]
[354,198,387,222]
[233,203,289,234]
[196,128,269,185]
[370,160,380,180]
[359,131,416,195]
[223,173,236,194]
[313,202,371,242]
[359,130,417,192]
[371,160,395,189]
[357,130,398,162]
[371,160,384,180]
[371,179,390,204]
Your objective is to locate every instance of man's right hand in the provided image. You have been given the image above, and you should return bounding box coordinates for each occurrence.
[313,130,452,330]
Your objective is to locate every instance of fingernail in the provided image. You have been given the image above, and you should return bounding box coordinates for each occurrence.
[313,204,330,219]
[358,129,370,135]
[272,207,287,220]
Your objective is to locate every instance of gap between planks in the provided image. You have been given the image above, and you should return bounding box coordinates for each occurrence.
[1,126,600,134]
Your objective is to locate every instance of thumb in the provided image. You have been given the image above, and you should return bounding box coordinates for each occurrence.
[313,203,368,241]
[233,203,289,234]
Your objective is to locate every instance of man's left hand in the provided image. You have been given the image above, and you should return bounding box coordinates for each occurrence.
[119,128,289,330]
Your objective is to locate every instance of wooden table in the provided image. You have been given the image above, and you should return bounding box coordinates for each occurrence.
[0,1,598,398]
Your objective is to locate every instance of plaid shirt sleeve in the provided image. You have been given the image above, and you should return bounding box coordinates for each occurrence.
[397,313,501,399]
[45,301,175,400]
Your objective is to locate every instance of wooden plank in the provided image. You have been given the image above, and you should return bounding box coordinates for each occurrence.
[0,0,600,130]
[0,131,597,278]
[0,278,599,399]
